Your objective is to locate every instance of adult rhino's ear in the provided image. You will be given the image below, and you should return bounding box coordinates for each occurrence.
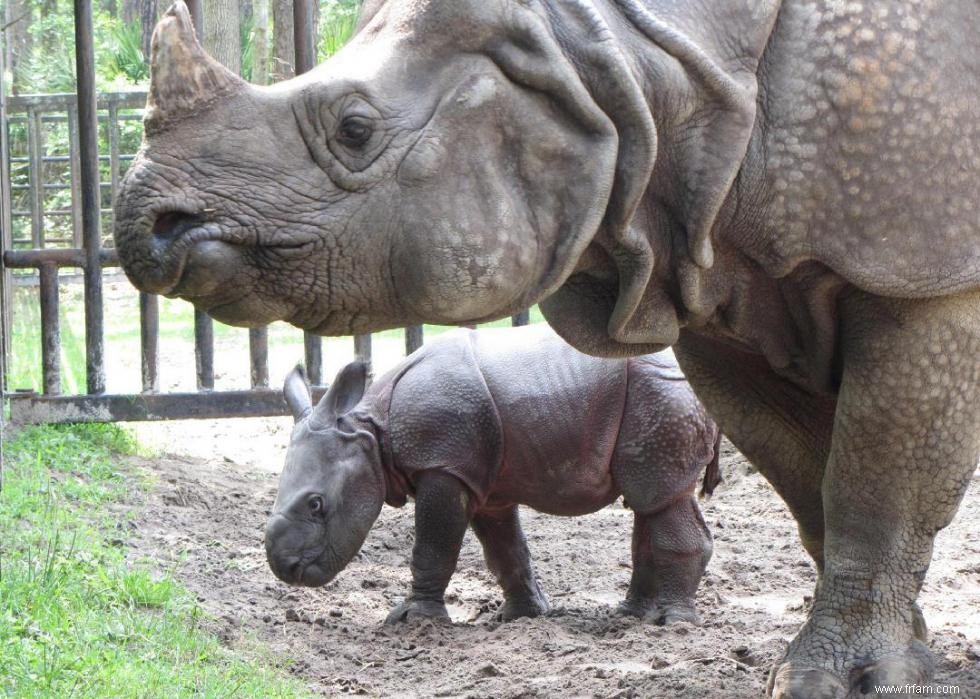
[283,365,312,422]
[311,361,369,427]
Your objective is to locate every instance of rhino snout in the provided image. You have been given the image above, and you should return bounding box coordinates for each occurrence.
[264,513,338,587]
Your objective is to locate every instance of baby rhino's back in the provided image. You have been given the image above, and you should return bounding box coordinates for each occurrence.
[470,326,628,515]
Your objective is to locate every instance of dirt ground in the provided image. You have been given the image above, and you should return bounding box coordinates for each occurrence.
[122,417,980,698]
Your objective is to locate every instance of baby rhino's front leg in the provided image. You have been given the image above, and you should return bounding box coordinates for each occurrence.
[385,472,471,624]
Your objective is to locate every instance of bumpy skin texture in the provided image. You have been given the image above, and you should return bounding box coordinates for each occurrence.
[268,325,721,627]
[121,2,980,695]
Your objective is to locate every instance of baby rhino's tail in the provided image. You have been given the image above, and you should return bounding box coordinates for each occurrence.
[700,429,723,497]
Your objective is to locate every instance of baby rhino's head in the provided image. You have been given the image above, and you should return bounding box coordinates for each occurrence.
[265,362,384,587]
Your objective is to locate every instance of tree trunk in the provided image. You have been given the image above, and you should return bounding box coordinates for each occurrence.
[140,0,159,66]
[252,0,270,85]
[271,0,293,80]
[204,0,242,75]
[122,0,139,24]
[4,0,33,94]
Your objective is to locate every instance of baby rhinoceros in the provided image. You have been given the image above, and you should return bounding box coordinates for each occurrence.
[265,325,721,625]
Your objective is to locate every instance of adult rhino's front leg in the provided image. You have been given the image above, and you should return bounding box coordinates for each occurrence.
[769,289,980,699]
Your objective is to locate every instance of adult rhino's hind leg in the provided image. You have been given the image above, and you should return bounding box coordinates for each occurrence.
[770,290,980,699]
[470,506,549,621]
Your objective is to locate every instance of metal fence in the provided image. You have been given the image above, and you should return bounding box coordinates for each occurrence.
[0,0,529,425]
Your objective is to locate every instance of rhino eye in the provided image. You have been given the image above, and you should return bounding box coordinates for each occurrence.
[309,495,325,515]
[337,116,372,149]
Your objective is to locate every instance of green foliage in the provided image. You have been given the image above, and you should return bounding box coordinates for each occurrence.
[0,423,311,698]
[108,20,149,84]
[10,1,148,93]
[318,0,360,62]
[240,14,255,82]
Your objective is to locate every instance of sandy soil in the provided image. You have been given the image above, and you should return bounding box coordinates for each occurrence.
[122,420,980,698]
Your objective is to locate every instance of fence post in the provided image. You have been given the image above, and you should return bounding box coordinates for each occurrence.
[292,0,324,384]
[140,292,160,392]
[38,262,61,395]
[74,0,106,395]
[249,327,269,388]
[0,42,12,401]
[67,104,83,247]
[405,325,424,354]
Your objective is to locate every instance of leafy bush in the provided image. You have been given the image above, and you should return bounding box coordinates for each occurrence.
[318,0,361,61]
[108,20,149,84]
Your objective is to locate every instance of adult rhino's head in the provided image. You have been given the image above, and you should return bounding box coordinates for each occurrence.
[116,0,667,351]
[265,362,383,587]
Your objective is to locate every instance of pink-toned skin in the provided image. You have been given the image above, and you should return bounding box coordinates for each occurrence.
[266,324,720,626]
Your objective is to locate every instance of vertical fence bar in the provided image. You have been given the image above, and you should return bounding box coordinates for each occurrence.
[304,332,322,385]
[38,263,61,395]
[179,0,214,393]
[354,334,372,370]
[293,0,323,385]
[140,292,159,392]
[405,325,423,355]
[27,106,44,248]
[293,0,315,74]
[67,104,83,247]
[195,310,215,390]
[74,0,106,394]
[249,327,269,388]
[511,310,531,326]
[0,44,13,392]
[108,99,120,208]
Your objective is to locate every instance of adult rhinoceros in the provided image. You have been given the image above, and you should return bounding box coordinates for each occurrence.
[114,1,980,696]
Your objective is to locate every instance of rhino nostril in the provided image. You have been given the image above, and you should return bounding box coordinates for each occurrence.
[152,210,203,238]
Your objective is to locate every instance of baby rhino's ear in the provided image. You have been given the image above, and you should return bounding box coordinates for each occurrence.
[312,361,369,427]
[284,365,312,422]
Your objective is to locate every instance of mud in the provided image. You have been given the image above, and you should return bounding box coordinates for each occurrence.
[125,424,980,698]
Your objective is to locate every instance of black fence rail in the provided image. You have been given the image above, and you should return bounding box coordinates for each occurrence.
[0,0,531,425]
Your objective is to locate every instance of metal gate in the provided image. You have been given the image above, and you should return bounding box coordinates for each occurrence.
[0,0,528,424]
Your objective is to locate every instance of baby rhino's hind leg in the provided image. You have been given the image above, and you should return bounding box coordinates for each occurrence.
[471,506,549,621]
[619,494,712,625]
[613,373,716,625]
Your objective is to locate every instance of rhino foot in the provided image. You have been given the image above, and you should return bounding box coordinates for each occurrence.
[384,598,450,625]
[616,598,701,626]
[496,586,549,622]
[767,665,847,699]
[768,641,934,699]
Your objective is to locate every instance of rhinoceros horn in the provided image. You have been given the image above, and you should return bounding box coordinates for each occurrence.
[144,1,244,133]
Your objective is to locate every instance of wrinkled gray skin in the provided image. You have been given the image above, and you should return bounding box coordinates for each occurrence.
[265,326,721,627]
[115,1,980,696]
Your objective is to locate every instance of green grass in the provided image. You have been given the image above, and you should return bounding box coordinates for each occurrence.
[0,423,311,698]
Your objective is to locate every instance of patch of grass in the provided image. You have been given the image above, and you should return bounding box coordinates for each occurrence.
[0,423,311,698]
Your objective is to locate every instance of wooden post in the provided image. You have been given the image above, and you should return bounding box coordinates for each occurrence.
[73,0,106,394]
